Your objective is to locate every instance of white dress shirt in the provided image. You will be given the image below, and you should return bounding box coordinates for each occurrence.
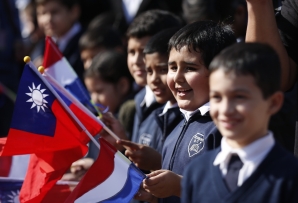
[122,0,143,23]
[140,86,155,108]
[159,101,178,116]
[180,102,210,121]
[213,131,275,186]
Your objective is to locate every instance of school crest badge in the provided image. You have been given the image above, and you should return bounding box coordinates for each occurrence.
[139,133,152,146]
[188,133,204,157]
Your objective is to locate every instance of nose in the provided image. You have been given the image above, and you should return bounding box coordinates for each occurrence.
[221,98,235,116]
[84,59,92,70]
[173,67,184,83]
[90,93,99,104]
[150,72,160,85]
[132,52,144,66]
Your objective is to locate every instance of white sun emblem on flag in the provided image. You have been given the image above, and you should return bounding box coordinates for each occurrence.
[26,82,49,112]
[7,190,20,203]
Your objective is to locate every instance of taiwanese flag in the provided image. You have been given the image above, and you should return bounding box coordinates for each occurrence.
[2,63,89,156]
[43,36,91,108]
[65,138,145,203]
[43,73,103,145]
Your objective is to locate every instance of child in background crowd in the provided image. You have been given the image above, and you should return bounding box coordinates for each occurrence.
[79,26,123,70]
[123,9,183,144]
[31,0,84,81]
[117,28,182,171]
[182,43,298,203]
[64,51,133,181]
[137,21,236,203]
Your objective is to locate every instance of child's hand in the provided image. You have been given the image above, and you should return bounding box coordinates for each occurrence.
[61,158,94,181]
[143,170,182,198]
[116,139,161,171]
[134,187,158,203]
[100,113,128,151]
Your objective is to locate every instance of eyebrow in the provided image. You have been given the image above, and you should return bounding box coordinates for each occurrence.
[156,63,168,66]
[168,61,198,66]
[210,88,251,94]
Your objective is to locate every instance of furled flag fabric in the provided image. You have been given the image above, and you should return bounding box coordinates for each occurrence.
[43,74,103,144]
[2,63,89,156]
[43,36,91,108]
[20,150,81,203]
[65,138,146,203]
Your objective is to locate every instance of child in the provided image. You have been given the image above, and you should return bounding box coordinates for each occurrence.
[79,26,123,70]
[121,9,182,141]
[181,43,298,203]
[31,0,84,81]
[117,28,182,171]
[138,21,236,203]
[84,50,133,116]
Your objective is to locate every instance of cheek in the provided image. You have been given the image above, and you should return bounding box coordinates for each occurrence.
[209,103,219,121]
[160,75,168,87]
[167,73,175,90]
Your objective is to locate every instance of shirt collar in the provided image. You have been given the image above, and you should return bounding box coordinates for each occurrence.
[180,102,210,121]
[53,23,81,52]
[140,86,155,108]
[159,101,178,116]
[213,131,275,176]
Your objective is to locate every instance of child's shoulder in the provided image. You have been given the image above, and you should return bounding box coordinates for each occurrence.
[268,143,298,175]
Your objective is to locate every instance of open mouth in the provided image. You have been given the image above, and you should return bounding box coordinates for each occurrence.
[176,88,192,96]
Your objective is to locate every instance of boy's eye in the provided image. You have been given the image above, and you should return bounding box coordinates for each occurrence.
[186,67,196,72]
[169,66,177,72]
[160,67,168,74]
[128,49,135,55]
[210,94,221,101]
[235,95,246,99]
[146,68,153,75]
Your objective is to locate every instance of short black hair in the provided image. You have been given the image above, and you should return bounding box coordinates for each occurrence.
[79,27,122,50]
[182,0,246,24]
[35,0,79,9]
[126,9,183,39]
[209,43,281,98]
[168,21,236,67]
[84,51,133,84]
[143,27,181,55]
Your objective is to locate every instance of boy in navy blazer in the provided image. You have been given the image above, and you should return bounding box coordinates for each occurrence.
[182,43,298,203]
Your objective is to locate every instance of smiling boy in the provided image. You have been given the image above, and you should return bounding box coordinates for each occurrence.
[140,21,236,203]
[182,43,298,203]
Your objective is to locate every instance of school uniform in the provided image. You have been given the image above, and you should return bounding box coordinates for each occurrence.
[182,132,298,203]
[160,103,221,203]
[153,102,182,153]
[131,86,163,149]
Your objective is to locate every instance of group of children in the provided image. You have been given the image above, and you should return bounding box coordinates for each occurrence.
[24,0,298,202]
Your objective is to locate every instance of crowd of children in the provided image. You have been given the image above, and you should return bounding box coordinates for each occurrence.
[1,0,298,202]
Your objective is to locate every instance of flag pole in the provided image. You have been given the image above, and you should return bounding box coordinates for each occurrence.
[24,56,101,149]
[40,67,121,141]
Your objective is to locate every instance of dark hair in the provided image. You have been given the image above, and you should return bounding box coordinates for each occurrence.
[35,0,79,9]
[168,21,236,67]
[126,9,183,39]
[182,0,246,24]
[84,51,133,85]
[209,43,281,98]
[143,27,181,55]
[79,27,122,50]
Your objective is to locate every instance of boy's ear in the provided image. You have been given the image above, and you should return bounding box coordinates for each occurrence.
[268,91,284,115]
[117,77,130,96]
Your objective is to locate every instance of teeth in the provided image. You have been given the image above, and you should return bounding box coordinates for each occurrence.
[177,88,191,92]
